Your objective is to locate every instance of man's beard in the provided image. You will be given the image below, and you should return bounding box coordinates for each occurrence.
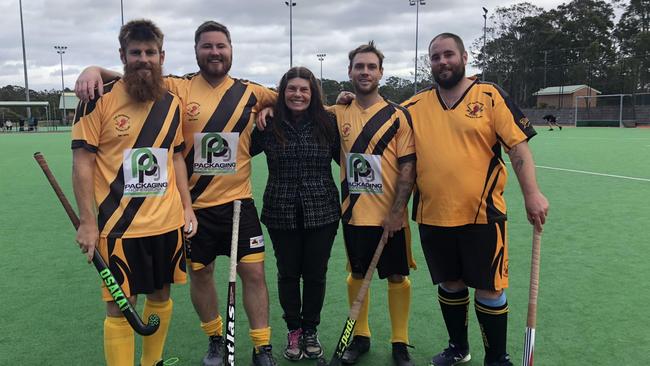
[122,62,166,102]
[197,55,232,80]
[353,78,379,96]
[434,63,465,89]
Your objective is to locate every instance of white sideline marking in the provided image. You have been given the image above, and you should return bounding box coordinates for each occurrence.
[506,162,650,182]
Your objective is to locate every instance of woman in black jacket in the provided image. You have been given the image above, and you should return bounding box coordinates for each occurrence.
[251,66,340,361]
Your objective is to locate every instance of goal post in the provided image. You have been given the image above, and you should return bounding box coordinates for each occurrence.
[574,94,635,127]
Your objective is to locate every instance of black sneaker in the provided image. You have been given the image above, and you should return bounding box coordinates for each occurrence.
[559,125,563,130]
[548,128,554,131]
[203,336,224,366]
[301,328,324,359]
[484,353,513,366]
[152,357,180,366]
[252,345,278,366]
[430,343,470,366]
[392,342,415,366]
[341,336,370,364]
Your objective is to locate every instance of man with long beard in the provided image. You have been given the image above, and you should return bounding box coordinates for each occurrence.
[72,19,197,366]
[329,41,417,366]
[75,21,277,366]
[402,33,548,366]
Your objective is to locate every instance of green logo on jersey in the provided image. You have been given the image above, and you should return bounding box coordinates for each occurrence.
[348,153,374,182]
[201,133,230,163]
[131,148,160,183]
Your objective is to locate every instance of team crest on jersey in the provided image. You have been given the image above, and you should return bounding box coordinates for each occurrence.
[341,122,352,140]
[193,132,239,175]
[345,153,383,194]
[114,114,131,132]
[249,235,264,249]
[465,102,484,118]
[186,102,200,120]
[519,117,531,128]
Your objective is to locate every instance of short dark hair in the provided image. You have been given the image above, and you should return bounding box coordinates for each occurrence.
[194,21,231,46]
[348,41,384,69]
[429,32,466,55]
[119,19,164,51]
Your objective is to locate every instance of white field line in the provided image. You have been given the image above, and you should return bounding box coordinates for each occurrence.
[505,162,650,182]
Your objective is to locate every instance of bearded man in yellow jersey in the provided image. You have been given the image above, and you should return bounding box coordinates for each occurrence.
[328,42,417,366]
[76,21,278,366]
[72,19,197,366]
[402,33,549,366]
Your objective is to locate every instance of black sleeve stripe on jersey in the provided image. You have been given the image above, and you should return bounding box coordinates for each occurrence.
[232,93,257,133]
[473,144,507,224]
[341,113,400,223]
[411,185,421,221]
[74,81,117,124]
[187,81,249,203]
[389,101,414,129]
[160,104,181,149]
[491,83,536,139]
[71,139,98,152]
[402,100,419,109]
[97,92,175,236]
[184,80,248,177]
[397,153,416,165]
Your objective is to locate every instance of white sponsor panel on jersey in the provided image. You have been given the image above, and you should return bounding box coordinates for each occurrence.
[345,152,383,194]
[193,132,239,175]
[122,147,168,197]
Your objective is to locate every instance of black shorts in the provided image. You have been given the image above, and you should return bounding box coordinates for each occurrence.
[98,227,187,301]
[186,199,265,270]
[343,224,410,279]
[419,222,509,291]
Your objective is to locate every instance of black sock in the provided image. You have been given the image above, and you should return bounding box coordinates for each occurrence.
[475,298,508,362]
[437,286,470,349]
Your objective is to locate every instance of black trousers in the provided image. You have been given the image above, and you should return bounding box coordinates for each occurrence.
[268,221,338,331]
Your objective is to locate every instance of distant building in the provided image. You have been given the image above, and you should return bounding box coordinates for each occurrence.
[532,85,601,108]
[58,92,80,122]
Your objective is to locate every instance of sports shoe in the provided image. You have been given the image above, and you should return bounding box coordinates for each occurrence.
[301,328,324,359]
[284,329,303,361]
[559,126,563,130]
[548,128,554,131]
[430,343,471,366]
[152,357,180,366]
[484,353,513,366]
[341,336,370,364]
[253,345,278,366]
[202,335,224,366]
[392,342,415,366]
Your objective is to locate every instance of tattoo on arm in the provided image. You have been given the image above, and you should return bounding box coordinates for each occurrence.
[508,144,525,175]
[391,161,416,213]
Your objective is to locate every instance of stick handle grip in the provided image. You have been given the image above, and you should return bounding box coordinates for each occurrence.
[229,200,242,282]
[527,227,543,328]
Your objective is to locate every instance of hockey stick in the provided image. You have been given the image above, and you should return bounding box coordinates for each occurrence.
[522,227,543,366]
[225,200,242,366]
[33,152,160,336]
[318,230,390,366]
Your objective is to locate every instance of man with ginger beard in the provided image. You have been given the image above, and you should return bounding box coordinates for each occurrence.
[75,21,278,366]
[72,19,197,366]
[402,33,548,366]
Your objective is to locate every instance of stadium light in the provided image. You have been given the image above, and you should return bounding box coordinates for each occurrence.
[317,53,326,92]
[409,0,426,94]
[19,0,31,119]
[285,1,297,68]
[482,7,488,81]
[54,46,67,125]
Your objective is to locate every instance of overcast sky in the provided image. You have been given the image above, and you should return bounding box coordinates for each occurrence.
[1,0,569,92]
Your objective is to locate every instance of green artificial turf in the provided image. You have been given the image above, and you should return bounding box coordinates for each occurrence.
[0,127,648,365]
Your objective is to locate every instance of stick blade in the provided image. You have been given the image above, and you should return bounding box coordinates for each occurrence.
[522,327,536,366]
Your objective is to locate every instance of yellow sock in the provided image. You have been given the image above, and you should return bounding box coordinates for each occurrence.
[347,274,371,338]
[388,277,411,344]
[140,299,173,366]
[201,315,223,337]
[104,316,134,366]
[249,327,272,348]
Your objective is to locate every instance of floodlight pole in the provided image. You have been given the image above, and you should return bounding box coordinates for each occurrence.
[409,0,426,94]
[120,0,124,26]
[285,1,297,68]
[482,7,488,81]
[19,0,31,119]
[55,46,67,124]
[317,53,326,93]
